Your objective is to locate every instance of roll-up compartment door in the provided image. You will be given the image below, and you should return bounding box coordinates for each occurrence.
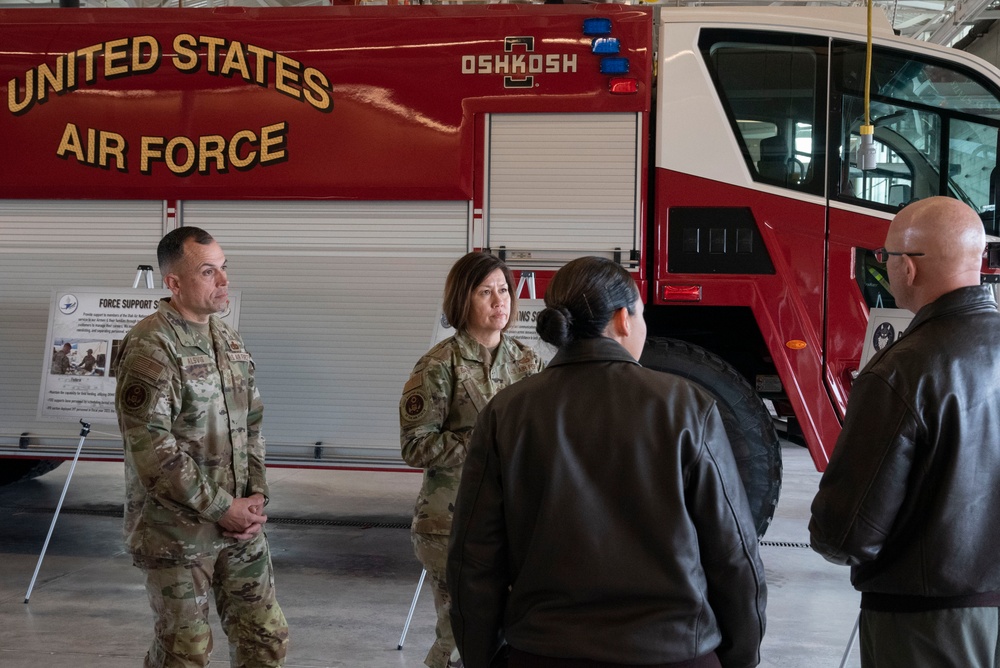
[485,112,641,267]
[0,200,166,451]
[182,200,469,465]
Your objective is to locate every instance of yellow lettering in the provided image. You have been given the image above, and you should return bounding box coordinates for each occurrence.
[36,58,64,104]
[220,40,251,80]
[274,53,301,100]
[104,38,130,77]
[201,36,226,75]
[66,51,76,90]
[172,34,199,72]
[56,123,127,171]
[140,135,165,174]
[259,122,287,164]
[56,122,85,162]
[77,43,102,84]
[86,127,96,164]
[139,124,290,175]
[99,131,127,170]
[229,130,257,169]
[132,35,161,74]
[245,44,274,86]
[7,69,35,115]
[302,67,332,113]
[198,135,226,174]
[166,136,195,174]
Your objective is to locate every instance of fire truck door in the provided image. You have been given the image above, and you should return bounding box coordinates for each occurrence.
[826,39,1000,421]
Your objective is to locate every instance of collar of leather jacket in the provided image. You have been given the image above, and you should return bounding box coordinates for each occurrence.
[903,284,998,338]
[546,336,641,368]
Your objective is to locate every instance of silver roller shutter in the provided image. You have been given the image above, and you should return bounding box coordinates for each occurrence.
[181,200,469,466]
[0,199,166,453]
[485,112,641,266]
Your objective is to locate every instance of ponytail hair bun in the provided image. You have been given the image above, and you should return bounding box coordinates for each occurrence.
[536,257,639,347]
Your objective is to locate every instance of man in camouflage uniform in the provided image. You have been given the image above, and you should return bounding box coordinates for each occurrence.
[81,348,97,373]
[114,226,288,668]
[51,342,72,374]
[401,328,542,668]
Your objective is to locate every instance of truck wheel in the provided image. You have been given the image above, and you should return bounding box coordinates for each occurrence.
[0,459,63,486]
[640,338,782,537]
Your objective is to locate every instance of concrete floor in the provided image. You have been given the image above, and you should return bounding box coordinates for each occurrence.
[0,442,862,667]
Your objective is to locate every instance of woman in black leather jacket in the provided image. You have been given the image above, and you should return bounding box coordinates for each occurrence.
[447,256,766,668]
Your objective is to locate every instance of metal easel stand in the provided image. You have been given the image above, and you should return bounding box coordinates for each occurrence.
[133,264,155,289]
[24,419,91,603]
[839,610,861,668]
[397,568,428,649]
[515,270,536,300]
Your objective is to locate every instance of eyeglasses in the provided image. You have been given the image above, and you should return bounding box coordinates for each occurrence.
[873,247,926,263]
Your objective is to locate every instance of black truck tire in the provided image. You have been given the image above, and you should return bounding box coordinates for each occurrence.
[640,337,782,537]
[0,459,63,486]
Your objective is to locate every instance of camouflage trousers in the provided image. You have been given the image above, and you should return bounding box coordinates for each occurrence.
[412,531,457,668]
[134,532,289,668]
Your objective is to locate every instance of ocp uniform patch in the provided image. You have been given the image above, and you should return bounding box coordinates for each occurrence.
[402,392,428,422]
[121,381,155,417]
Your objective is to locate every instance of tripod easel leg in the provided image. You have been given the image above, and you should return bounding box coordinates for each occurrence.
[839,610,861,668]
[398,568,427,650]
[24,420,91,603]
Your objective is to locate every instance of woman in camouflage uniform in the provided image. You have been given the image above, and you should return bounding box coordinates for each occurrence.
[400,252,543,668]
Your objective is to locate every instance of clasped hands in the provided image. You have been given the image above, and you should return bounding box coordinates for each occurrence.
[218,492,268,540]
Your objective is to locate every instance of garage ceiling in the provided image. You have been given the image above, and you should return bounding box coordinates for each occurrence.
[0,0,996,47]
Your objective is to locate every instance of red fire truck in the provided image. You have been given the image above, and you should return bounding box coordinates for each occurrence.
[2,4,999,534]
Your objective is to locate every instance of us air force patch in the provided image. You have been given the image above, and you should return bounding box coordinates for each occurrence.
[403,392,427,422]
[122,383,153,416]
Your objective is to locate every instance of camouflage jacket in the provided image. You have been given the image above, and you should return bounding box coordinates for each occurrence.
[400,330,543,535]
[52,350,71,374]
[113,298,268,560]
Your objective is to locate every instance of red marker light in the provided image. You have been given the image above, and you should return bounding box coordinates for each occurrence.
[662,285,702,301]
[609,78,638,94]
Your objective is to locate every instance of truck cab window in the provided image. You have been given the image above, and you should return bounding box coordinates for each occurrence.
[833,41,1000,221]
[841,97,938,207]
[700,30,827,196]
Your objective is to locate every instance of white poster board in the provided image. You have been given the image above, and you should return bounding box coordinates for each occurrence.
[859,307,914,371]
[38,289,241,424]
[431,298,557,364]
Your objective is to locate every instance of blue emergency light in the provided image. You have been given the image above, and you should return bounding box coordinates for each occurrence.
[600,57,629,75]
[583,17,612,36]
[591,37,620,55]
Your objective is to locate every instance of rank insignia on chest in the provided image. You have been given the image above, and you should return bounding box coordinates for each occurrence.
[228,340,242,352]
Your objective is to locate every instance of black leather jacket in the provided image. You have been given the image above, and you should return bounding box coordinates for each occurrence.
[448,337,766,668]
[810,286,1000,606]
